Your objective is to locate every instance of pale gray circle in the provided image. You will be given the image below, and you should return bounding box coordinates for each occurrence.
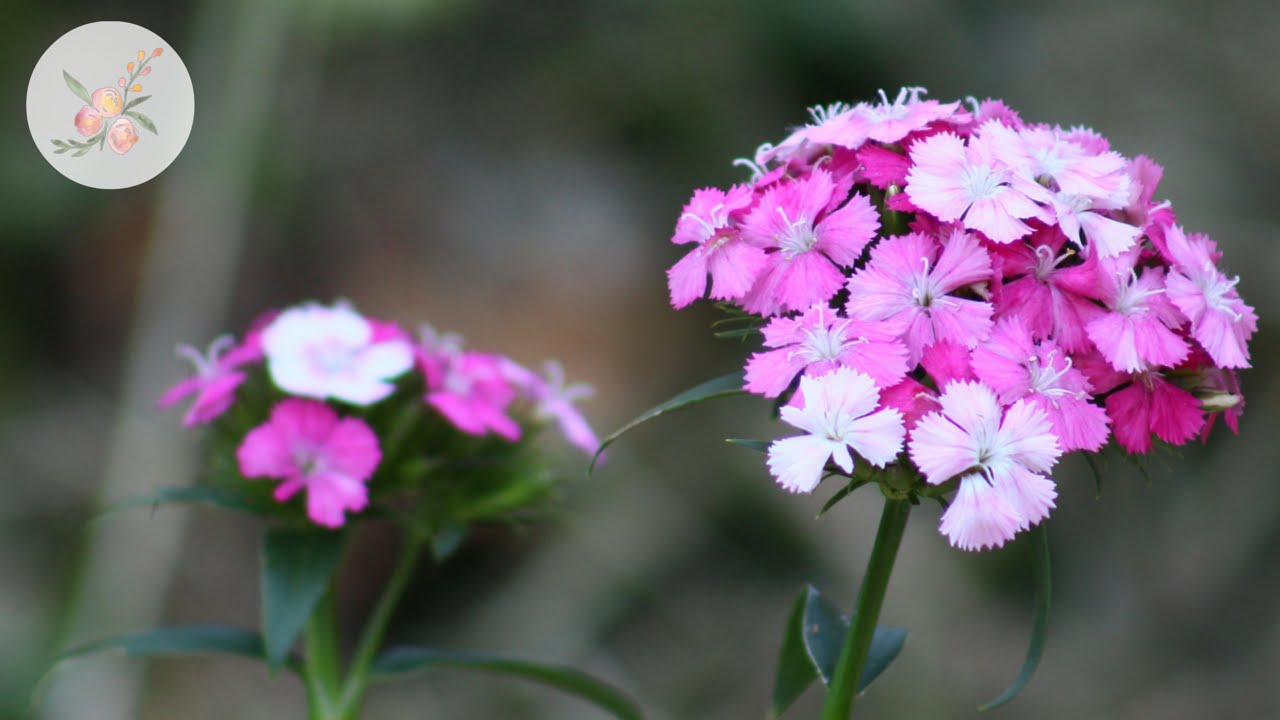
[26,21,195,190]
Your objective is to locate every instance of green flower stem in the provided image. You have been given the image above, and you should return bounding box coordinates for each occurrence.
[304,586,343,719]
[335,530,427,716]
[820,496,912,720]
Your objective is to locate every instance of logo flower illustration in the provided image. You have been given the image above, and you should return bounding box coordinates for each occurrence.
[51,47,162,157]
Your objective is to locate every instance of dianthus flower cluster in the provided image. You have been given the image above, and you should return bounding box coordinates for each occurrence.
[160,300,597,529]
[668,87,1255,551]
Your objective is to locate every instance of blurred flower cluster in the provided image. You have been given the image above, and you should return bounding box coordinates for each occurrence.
[667,87,1256,551]
[160,299,598,531]
[53,48,162,156]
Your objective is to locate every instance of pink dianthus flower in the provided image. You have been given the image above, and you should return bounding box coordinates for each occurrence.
[845,229,994,364]
[909,381,1062,550]
[744,304,908,398]
[237,398,380,528]
[905,124,1049,244]
[667,185,767,308]
[740,168,879,315]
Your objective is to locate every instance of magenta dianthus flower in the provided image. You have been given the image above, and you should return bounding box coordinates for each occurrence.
[667,185,766,308]
[845,229,994,364]
[237,398,380,528]
[744,304,908,397]
[158,334,252,427]
[740,168,879,315]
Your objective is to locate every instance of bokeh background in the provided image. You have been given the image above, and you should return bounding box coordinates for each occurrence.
[3,1,1278,718]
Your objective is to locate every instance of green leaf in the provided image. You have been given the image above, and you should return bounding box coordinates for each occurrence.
[591,371,746,472]
[124,94,152,110]
[261,527,346,670]
[816,479,864,518]
[97,485,266,519]
[125,110,159,135]
[769,585,907,718]
[63,70,92,103]
[371,646,644,720]
[725,437,770,453]
[770,589,818,718]
[72,145,91,157]
[35,625,284,705]
[51,139,66,147]
[53,147,69,154]
[979,524,1051,710]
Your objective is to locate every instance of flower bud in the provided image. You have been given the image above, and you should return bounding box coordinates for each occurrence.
[107,118,139,154]
[142,66,152,76]
[74,105,102,136]
[137,50,145,61]
[130,84,142,93]
[152,48,163,58]
[117,77,126,87]
[1199,392,1242,413]
[91,87,123,117]
[127,62,135,72]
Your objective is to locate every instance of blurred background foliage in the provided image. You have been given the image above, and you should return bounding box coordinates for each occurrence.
[3,0,1279,718]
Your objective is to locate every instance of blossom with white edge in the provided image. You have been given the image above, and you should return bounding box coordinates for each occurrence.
[262,301,414,405]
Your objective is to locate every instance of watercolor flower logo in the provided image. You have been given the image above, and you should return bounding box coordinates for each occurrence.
[51,48,162,157]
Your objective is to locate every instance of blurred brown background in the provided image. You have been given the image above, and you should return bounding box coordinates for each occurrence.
[3,1,1279,718]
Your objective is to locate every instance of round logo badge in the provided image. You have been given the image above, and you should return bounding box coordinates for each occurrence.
[26,21,195,189]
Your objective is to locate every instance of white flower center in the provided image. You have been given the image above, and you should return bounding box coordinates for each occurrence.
[776,207,819,259]
[1113,269,1164,315]
[909,256,939,308]
[1032,244,1072,281]
[1196,261,1243,318]
[1027,351,1078,400]
[961,164,1002,200]
[309,339,359,375]
[798,320,859,363]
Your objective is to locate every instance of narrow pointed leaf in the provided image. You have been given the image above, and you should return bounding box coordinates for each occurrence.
[62,70,92,103]
[769,588,819,718]
[1082,452,1104,499]
[726,437,770,453]
[261,528,346,670]
[979,524,1051,710]
[124,94,151,110]
[35,625,285,705]
[371,646,644,720]
[125,110,158,135]
[816,480,864,518]
[591,370,746,472]
[98,485,265,518]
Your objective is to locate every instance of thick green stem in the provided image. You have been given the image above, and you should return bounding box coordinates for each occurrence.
[335,532,427,715]
[820,497,911,720]
[304,585,342,719]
